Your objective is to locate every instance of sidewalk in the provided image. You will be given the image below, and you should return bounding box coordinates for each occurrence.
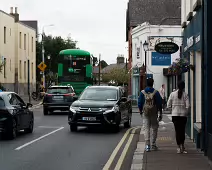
[20,95,42,106]
[131,115,212,170]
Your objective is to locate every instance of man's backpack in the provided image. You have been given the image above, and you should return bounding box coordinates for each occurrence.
[141,90,157,115]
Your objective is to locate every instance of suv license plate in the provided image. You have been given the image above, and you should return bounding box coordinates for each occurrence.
[82,117,96,121]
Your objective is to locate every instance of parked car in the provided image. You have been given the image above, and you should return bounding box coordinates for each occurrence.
[0,92,33,139]
[43,85,78,115]
[68,86,132,132]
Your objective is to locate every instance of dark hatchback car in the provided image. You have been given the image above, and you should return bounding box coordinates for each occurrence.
[0,92,33,139]
[68,86,132,132]
[43,85,78,115]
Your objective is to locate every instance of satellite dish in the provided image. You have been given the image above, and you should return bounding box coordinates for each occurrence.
[137,62,142,68]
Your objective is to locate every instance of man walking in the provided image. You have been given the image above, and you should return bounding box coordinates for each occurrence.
[138,78,163,152]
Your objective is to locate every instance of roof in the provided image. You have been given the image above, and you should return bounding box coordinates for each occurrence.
[101,63,126,74]
[20,20,38,36]
[48,85,73,88]
[87,86,119,90]
[59,49,91,56]
[0,91,17,96]
[126,0,181,40]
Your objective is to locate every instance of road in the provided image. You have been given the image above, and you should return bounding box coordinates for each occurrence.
[0,106,142,170]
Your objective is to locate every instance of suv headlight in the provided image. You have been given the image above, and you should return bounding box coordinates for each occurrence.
[102,106,119,114]
[69,106,79,113]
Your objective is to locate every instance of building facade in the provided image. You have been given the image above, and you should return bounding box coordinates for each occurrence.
[126,0,181,97]
[181,0,212,162]
[131,22,181,100]
[0,7,36,95]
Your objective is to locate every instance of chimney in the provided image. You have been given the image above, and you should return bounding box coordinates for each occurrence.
[10,7,13,14]
[117,55,125,64]
[15,7,18,14]
[10,7,19,22]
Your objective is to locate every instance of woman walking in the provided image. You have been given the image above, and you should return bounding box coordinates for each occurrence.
[167,81,190,153]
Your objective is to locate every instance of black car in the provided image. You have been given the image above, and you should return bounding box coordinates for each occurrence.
[68,86,132,132]
[43,85,78,115]
[0,92,33,139]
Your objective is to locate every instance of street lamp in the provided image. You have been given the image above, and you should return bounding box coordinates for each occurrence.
[42,24,54,89]
[143,40,149,73]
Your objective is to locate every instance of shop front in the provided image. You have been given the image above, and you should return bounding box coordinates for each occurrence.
[182,7,203,150]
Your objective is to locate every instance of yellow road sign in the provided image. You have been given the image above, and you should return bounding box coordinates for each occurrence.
[38,62,47,72]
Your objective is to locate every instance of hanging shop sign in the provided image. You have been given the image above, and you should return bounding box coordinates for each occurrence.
[155,42,179,54]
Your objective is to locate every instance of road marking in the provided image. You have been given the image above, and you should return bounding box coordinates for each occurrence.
[15,127,64,151]
[38,126,62,129]
[102,127,134,170]
[114,127,139,170]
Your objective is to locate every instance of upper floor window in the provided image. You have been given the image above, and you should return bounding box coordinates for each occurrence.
[4,27,6,44]
[19,32,22,48]
[32,37,34,52]
[24,34,26,50]
[4,58,6,78]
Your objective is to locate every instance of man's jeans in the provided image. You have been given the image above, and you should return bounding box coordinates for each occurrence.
[143,113,159,146]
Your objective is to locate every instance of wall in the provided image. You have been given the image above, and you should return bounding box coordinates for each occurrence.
[0,11,15,90]
[131,23,181,95]
[0,10,36,95]
[15,22,36,95]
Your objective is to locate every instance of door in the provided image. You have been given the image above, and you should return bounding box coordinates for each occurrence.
[7,93,24,129]
[14,94,30,128]
[119,89,128,121]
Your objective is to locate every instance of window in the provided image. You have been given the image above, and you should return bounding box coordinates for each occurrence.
[24,61,26,79]
[19,32,22,48]
[10,59,11,71]
[19,60,22,79]
[24,34,26,50]
[4,58,6,78]
[47,87,73,94]
[10,28,11,36]
[31,62,33,79]
[4,27,6,44]
[0,97,5,107]
[32,37,34,52]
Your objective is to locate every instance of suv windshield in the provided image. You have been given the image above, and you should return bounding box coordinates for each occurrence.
[47,87,72,94]
[79,88,118,101]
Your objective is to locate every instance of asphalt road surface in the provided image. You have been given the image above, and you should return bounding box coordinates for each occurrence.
[0,106,142,170]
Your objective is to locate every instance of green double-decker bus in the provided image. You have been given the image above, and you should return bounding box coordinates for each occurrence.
[58,49,93,95]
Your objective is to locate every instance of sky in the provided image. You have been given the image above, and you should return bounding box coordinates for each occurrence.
[1,0,129,64]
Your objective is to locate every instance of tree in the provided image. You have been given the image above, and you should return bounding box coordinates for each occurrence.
[102,68,129,85]
[36,35,77,81]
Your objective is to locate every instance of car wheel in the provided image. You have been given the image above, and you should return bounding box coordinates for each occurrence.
[8,119,17,140]
[124,116,131,128]
[43,108,48,115]
[25,119,34,133]
[70,124,77,132]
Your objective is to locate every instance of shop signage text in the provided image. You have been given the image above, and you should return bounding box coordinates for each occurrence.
[184,35,201,52]
[155,42,179,54]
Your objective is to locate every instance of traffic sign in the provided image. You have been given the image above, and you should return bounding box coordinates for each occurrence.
[38,62,47,72]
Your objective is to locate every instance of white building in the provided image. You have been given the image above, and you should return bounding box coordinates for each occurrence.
[131,22,181,99]
[0,7,36,95]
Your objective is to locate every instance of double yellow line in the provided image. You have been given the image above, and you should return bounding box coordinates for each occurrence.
[103,127,140,170]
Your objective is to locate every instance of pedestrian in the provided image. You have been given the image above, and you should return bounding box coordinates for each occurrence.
[159,84,165,110]
[167,81,190,154]
[138,78,163,152]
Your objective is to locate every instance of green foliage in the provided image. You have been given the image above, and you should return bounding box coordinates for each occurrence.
[36,35,77,81]
[0,60,6,74]
[102,68,129,84]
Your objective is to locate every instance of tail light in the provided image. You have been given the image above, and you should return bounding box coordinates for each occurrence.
[64,93,75,96]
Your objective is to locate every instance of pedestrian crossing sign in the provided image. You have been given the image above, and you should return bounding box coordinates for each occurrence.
[38,62,47,72]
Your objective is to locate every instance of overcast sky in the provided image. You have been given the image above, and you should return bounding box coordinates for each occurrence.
[2,0,128,64]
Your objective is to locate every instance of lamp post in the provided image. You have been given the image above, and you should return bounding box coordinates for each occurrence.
[42,24,54,89]
[143,40,149,73]
[143,41,149,86]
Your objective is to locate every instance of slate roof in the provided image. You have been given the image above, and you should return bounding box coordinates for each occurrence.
[20,20,38,37]
[101,63,126,74]
[126,0,181,41]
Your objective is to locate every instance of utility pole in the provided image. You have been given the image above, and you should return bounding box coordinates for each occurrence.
[28,59,31,103]
[98,54,101,85]
[42,29,45,89]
